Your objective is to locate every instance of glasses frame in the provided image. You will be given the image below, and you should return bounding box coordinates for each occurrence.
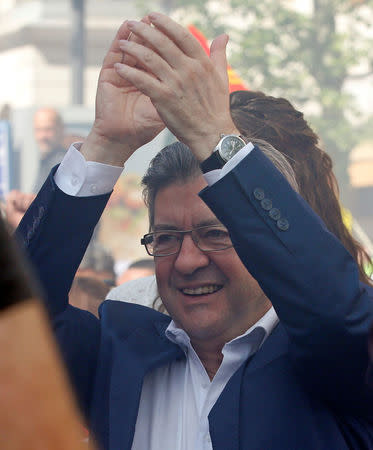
[141,224,233,257]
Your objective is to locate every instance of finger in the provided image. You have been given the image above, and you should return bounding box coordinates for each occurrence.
[101,20,132,70]
[125,20,184,69]
[122,16,151,67]
[210,34,230,84]
[119,40,172,81]
[114,63,163,99]
[148,12,207,60]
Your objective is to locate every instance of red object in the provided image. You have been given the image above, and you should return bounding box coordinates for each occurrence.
[188,24,249,93]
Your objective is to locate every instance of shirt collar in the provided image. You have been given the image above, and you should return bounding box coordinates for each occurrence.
[165,306,279,354]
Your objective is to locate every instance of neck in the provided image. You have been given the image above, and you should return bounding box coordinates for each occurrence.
[191,339,224,380]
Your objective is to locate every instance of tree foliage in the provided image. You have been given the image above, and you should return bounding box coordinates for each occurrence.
[136,0,373,192]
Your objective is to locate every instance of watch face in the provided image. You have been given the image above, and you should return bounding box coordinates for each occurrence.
[220,135,245,161]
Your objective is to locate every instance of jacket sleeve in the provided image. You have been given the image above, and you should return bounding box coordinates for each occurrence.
[200,146,373,415]
[15,168,111,416]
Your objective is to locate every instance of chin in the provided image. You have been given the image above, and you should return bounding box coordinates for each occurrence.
[181,315,225,341]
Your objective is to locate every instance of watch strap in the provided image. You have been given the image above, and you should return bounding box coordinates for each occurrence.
[200,150,226,174]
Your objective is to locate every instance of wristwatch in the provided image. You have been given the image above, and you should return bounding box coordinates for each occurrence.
[200,134,247,173]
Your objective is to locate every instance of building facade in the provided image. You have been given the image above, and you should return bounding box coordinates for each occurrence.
[0,0,140,190]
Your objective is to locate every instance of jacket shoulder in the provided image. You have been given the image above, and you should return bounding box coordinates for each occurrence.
[99,299,170,338]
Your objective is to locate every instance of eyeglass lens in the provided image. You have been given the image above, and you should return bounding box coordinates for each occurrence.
[143,226,232,256]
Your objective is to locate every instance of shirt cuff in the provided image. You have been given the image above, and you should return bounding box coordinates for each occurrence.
[203,142,254,186]
[54,143,124,197]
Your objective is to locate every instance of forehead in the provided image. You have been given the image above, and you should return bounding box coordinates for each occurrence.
[153,176,217,228]
[34,111,59,129]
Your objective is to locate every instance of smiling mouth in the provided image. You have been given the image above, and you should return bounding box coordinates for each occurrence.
[180,285,223,296]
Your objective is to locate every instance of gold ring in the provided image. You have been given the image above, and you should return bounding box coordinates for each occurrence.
[121,32,133,63]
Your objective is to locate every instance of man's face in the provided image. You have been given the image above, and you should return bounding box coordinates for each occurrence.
[154,176,271,346]
[33,109,63,155]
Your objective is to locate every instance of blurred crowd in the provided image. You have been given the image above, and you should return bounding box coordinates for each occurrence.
[1,106,156,318]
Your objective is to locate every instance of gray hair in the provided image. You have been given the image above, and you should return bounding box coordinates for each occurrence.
[142,139,299,228]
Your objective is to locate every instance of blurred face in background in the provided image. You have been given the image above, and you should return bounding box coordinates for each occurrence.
[33,108,64,155]
[118,266,155,285]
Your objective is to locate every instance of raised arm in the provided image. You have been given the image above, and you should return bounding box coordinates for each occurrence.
[16,17,167,314]
[14,17,169,417]
[201,147,373,411]
[80,17,164,167]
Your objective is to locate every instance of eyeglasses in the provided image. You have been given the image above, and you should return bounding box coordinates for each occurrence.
[141,225,233,257]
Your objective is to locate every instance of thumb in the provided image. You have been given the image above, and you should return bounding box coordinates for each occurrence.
[210,34,229,82]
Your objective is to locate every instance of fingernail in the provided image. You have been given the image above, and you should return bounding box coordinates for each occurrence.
[127,20,137,29]
[119,40,129,47]
[114,63,126,71]
[148,12,159,21]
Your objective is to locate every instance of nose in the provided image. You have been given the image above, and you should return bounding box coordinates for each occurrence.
[173,234,210,275]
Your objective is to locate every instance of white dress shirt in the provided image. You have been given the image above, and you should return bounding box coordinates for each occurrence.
[54,142,279,450]
[54,141,254,196]
[132,310,278,450]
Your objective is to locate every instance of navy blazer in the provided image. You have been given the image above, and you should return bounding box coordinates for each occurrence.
[17,147,373,449]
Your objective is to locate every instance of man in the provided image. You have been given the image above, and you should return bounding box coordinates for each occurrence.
[117,258,155,284]
[69,241,116,317]
[33,107,66,192]
[75,241,116,287]
[4,107,66,230]
[17,13,373,449]
[69,276,110,318]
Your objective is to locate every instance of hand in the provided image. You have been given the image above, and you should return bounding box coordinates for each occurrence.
[81,18,165,166]
[114,13,240,161]
[5,190,36,230]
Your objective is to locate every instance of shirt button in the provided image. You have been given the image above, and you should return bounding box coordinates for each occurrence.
[201,382,209,389]
[90,184,97,194]
[71,175,79,186]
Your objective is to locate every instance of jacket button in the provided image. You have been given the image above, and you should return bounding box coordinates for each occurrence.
[253,188,265,200]
[261,198,272,211]
[277,218,289,231]
[26,228,33,241]
[269,208,281,220]
[32,218,40,232]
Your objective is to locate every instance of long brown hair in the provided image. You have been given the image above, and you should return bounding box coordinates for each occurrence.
[230,90,372,286]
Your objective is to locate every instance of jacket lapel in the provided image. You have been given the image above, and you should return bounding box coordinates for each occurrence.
[209,362,245,450]
[245,323,288,375]
[109,321,184,450]
[208,323,288,450]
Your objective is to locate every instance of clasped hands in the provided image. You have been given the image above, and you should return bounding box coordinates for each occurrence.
[81,12,240,166]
